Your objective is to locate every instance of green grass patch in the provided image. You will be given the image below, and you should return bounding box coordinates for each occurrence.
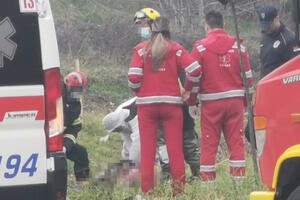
[66,111,265,200]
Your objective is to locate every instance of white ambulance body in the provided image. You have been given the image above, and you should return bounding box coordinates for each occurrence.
[0,0,67,199]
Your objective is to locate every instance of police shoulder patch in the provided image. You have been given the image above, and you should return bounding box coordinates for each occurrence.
[273,40,281,49]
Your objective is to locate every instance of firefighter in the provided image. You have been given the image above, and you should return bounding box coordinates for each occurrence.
[259,5,300,78]
[128,17,201,195]
[188,10,254,183]
[134,7,201,181]
[63,71,90,182]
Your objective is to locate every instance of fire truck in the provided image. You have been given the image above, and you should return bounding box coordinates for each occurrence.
[250,1,300,199]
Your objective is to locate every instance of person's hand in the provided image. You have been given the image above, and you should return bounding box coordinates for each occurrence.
[189,105,200,120]
[182,90,191,101]
[100,134,110,142]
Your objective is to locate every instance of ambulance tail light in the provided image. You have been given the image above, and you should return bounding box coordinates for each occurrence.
[254,116,267,158]
[45,68,64,152]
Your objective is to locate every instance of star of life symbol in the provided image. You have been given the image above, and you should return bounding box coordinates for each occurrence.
[0,17,17,68]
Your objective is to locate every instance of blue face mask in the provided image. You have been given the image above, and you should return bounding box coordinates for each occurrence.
[139,27,151,40]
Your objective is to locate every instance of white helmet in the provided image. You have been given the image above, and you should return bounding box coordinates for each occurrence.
[102,109,129,133]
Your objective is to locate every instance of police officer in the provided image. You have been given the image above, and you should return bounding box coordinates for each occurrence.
[63,71,90,181]
[259,5,300,78]
[245,6,300,144]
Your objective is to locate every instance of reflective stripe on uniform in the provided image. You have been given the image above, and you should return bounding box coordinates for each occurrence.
[197,45,206,52]
[201,180,216,184]
[69,72,83,84]
[178,79,184,91]
[158,145,169,164]
[64,134,76,143]
[199,90,245,101]
[232,42,246,53]
[249,86,254,94]
[136,96,183,104]
[73,118,81,126]
[138,49,144,56]
[128,80,141,89]
[187,75,201,83]
[245,70,253,78]
[200,165,216,172]
[229,160,246,168]
[128,68,143,75]
[176,50,182,56]
[234,176,245,180]
[185,61,201,73]
[191,87,200,93]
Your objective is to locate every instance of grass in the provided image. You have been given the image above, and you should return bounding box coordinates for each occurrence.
[53,1,265,199]
[52,0,140,24]
[65,111,265,200]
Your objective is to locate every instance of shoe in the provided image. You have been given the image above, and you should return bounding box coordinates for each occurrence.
[187,175,200,183]
[75,168,90,181]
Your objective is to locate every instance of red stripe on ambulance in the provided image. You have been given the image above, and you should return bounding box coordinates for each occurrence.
[0,96,44,122]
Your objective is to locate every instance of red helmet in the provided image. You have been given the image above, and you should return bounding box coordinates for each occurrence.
[64,71,88,87]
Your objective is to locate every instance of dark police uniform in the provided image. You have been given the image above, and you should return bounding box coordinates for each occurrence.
[246,24,300,144]
[260,24,300,78]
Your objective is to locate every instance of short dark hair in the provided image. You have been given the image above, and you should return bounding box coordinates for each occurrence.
[205,10,224,29]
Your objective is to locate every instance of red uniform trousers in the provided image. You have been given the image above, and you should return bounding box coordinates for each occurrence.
[200,97,246,182]
[137,103,185,195]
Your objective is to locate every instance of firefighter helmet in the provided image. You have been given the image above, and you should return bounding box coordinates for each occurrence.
[64,71,88,101]
[64,71,88,88]
[134,8,161,24]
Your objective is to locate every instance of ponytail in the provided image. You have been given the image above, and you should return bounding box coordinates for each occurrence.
[144,33,171,71]
[143,17,171,71]
[152,33,167,70]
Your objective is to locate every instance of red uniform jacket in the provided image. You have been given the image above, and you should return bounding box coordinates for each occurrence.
[188,29,254,105]
[128,40,201,105]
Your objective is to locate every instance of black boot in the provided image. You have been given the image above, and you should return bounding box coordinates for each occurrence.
[188,164,200,183]
[75,167,90,181]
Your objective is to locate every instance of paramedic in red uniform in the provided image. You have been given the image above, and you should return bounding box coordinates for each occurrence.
[128,17,201,195]
[188,10,254,183]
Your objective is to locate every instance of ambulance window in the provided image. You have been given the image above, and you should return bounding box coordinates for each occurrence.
[0,1,43,86]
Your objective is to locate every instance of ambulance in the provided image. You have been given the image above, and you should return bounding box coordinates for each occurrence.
[0,0,67,199]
